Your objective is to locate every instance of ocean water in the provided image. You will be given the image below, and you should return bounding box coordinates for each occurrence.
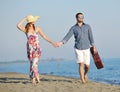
[0,58,120,85]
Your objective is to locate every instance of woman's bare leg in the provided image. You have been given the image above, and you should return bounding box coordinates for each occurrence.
[36,74,40,83]
[32,78,36,85]
[33,57,40,83]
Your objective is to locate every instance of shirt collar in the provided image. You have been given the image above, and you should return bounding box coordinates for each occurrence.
[76,22,85,26]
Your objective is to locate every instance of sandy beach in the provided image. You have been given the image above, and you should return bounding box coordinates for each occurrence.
[0,72,120,92]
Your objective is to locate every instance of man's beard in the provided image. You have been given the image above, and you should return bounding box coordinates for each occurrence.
[77,20,83,23]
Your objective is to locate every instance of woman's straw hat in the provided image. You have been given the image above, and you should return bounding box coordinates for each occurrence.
[26,15,40,23]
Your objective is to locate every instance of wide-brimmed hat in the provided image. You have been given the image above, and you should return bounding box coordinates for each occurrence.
[26,15,40,23]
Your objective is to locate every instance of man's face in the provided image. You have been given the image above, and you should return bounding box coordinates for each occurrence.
[76,14,84,23]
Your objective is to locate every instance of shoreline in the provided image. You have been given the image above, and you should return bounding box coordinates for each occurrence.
[0,72,120,92]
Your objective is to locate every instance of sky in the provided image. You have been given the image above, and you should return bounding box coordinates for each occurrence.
[0,0,120,61]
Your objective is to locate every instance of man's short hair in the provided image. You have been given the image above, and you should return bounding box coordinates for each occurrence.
[76,13,83,18]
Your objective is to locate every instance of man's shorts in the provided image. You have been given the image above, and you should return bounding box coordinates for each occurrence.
[75,48,90,65]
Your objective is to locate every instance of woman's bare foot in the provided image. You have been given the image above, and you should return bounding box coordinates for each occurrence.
[32,78,36,85]
[36,75,40,84]
[36,79,40,84]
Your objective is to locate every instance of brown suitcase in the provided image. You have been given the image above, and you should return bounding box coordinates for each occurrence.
[90,47,104,69]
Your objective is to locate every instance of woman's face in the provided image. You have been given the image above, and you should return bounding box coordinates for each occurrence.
[29,22,35,27]
[28,22,35,30]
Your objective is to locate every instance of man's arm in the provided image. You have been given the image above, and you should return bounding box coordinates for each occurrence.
[57,27,74,47]
[88,25,97,52]
[88,25,94,47]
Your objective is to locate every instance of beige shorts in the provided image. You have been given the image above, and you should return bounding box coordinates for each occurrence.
[75,48,90,65]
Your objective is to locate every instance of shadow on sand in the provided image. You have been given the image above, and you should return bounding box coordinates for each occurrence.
[0,77,73,84]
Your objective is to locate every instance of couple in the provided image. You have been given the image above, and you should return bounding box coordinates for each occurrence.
[17,12,96,85]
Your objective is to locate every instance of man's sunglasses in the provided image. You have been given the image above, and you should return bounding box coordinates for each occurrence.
[78,16,84,19]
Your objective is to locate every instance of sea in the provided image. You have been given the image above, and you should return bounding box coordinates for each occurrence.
[0,58,120,85]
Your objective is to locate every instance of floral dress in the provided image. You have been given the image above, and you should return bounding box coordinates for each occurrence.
[26,31,41,79]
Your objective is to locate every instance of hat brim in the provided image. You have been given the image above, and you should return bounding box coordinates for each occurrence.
[27,16,40,23]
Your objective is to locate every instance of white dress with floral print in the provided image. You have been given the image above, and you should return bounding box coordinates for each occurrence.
[26,31,41,79]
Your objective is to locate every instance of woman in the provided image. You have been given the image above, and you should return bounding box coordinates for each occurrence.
[17,15,57,84]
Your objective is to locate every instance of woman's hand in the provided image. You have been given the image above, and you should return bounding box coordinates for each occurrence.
[51,42,59,48]
[51,42,63,48]
[56,42,63,47]
[17,17,26,32]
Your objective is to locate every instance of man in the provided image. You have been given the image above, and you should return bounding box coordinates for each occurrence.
[57,13,97,83]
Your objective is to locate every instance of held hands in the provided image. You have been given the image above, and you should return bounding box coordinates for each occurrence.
[51,42,58,48]
[56,42,63,47]
[51,42,63,48]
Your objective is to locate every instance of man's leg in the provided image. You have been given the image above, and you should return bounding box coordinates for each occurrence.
[84,64,90,82]
[79,63,86,83]
[75,48,87,83]
[84,48,90,82]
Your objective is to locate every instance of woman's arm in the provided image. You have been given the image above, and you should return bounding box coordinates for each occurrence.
[37,27,57,47]
[17,17,26,33]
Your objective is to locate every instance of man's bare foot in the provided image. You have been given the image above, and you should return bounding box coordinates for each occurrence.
[81,79,86,84]
[82,80,86,84]
[84,75,88,82]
